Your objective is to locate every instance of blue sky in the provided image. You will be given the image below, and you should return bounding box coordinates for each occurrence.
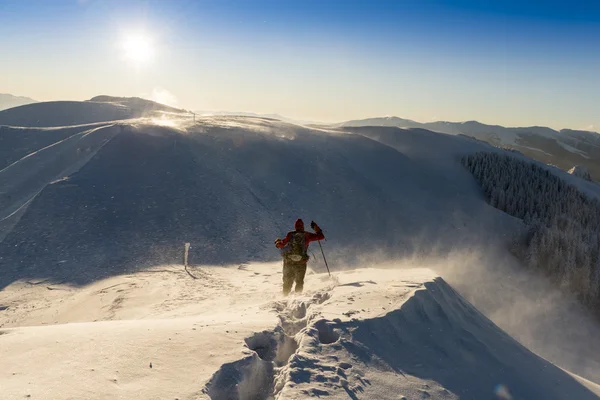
[0,0,599,129]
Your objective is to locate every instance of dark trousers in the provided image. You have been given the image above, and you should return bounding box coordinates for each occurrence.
[282,260,307,295]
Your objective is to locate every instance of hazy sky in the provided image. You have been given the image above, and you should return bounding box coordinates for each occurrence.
[1,0,599,129]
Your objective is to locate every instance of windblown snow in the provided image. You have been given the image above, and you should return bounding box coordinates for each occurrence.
[1,100,600,399]
[0,96,187,127]
[3,265,599,399]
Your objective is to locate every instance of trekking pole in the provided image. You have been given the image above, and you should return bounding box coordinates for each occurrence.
[317,240,331,277]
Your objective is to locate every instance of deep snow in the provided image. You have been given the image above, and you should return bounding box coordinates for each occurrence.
[2,264,599,400]
[1,105,600,398]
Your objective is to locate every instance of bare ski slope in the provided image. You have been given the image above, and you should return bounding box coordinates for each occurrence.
[2,265,599,400]
[1,106,600,398]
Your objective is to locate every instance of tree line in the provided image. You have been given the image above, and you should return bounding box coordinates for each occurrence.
[462,152,600,313]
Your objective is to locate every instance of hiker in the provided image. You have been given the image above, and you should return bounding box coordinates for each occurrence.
[275,218,325,296]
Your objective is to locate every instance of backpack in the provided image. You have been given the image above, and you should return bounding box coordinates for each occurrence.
[285,232,309,262]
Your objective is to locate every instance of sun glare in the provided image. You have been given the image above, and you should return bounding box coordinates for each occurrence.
[122,34,154,65]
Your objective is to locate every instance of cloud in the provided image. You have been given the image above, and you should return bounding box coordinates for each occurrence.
[151,87,178,107]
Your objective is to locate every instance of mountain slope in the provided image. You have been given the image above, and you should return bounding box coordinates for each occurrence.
[90,95,187,114]
[0,101,131,127]
[1,111,599,396]
[339,116,600,181]
[0,116,518,290]
[0,123,121,243]
[274,269,599,399]
[0,124,108,171]
[0,96,188,127]
[0,93,37,111]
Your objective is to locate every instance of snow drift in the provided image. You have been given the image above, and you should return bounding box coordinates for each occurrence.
[1,105,600,398]
[2,265,598,399]
[268,269,600,399]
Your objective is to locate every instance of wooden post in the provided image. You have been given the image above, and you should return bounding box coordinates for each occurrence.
[183,242,198,279]
[184,242,190,266]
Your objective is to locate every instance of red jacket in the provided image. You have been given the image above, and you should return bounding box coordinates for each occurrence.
[278,229,324,250]
[275,220,325,262]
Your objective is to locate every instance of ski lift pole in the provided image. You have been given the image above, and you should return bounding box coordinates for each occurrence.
[317,240,331,276]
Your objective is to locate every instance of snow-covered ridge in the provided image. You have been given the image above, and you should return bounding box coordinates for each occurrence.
[89,95,188,114]
[338,116,600,181]
[0,96,189,127]
[0,116,517,291]
[1,108,600,398]
[2,265,598,399]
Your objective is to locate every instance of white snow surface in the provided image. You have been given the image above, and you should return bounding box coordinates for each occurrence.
[568,165,593,181]
[1,109,600,399]
[0,97,188,127]
[558,141,590,158]
[2,264,598,400]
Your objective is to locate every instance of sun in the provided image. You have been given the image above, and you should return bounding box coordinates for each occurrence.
[122,34,154,65]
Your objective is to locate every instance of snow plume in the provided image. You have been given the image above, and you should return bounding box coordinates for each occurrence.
[151,87,178,107]
[462,152,600,310]
[320,228,600,384]
[402,247,600,384]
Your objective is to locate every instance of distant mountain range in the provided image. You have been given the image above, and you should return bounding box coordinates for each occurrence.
[0,93,38,111]
[197,111,600,181]
[337,116,600,182]
[1,94,598,181]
